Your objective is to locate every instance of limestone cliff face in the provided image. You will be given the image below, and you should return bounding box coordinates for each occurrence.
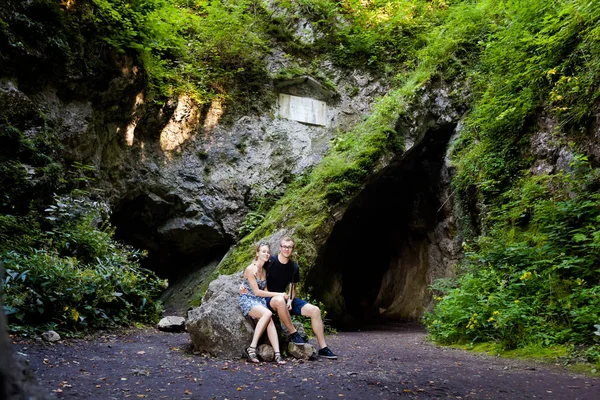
[5,51,594,326]
[2,50,387,279]
[0,0,391,314]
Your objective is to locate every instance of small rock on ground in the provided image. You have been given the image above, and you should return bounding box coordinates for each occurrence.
[41,331,60,342]
[157,316,186,332]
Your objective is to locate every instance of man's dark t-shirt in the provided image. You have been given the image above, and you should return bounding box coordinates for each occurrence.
[266,254,300,292]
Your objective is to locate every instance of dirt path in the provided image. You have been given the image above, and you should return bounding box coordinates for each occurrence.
[12,322,599,399]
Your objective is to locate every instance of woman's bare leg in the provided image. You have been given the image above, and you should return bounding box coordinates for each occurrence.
[265,319,280,353]
[247,306,273,348]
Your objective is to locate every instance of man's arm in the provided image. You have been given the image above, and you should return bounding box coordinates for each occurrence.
[286,262,300,310]
[286,283,296,310]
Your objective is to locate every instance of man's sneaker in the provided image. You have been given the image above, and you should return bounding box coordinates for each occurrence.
[318,347,338,359]
[288,331,305,346]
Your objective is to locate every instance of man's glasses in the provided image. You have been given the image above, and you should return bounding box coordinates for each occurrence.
[281,245,294,250]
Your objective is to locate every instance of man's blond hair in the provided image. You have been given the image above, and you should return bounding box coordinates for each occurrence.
[280,236,295,245]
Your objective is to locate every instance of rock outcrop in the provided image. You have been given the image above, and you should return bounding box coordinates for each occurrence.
[105,67,387,281]
[295,81,467,326]
[0,274,48,400]
[2,63,387,284]
[186,272,254,358]
[0,1,391,316]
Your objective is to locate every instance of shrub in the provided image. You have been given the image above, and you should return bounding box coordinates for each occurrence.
[425,158,600,349]
[1,194,166,335]
[2,249,164,332]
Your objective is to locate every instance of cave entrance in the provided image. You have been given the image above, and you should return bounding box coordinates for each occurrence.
[309,123,457,329]
[110,194,231,283]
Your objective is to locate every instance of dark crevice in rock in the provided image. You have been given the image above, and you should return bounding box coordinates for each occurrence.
[309,123,457,329]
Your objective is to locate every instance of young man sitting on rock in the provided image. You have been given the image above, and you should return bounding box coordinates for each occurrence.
[242,236,337,359]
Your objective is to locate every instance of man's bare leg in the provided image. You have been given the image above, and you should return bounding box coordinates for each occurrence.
[269,295,296,333]
[301,303,327,349]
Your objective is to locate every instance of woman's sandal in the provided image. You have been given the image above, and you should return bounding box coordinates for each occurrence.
[274,352,286,365]
[246,346,260,363]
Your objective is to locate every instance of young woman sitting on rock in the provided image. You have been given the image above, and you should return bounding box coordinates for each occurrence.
[239,242,288,364]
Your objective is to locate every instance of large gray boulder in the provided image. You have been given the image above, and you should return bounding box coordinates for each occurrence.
[186,272,254,358]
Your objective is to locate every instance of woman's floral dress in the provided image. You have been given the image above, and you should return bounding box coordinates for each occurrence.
[238,277,267,316]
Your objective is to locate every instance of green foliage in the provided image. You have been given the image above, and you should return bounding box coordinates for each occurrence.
[271,0,445,75]
[238,188,284,238]
[425,158,600,349]
[3,248,164,333]
[0,0,271,105]
[451,0,600,204]
[0,125,63,214]
[0,214,40,253]
[238,211,266,239]
[421,0,600,353]
[0,124,165,334]
[134,0,271,102]
[2,194,166,335]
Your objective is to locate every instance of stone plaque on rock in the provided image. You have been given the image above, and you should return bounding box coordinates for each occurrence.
[278,94,327,126]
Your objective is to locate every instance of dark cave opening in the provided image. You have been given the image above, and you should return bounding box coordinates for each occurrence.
[309,123,457,329]
[111,194,231,282]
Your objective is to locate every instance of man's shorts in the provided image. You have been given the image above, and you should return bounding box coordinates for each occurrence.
[266,297,308,316]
